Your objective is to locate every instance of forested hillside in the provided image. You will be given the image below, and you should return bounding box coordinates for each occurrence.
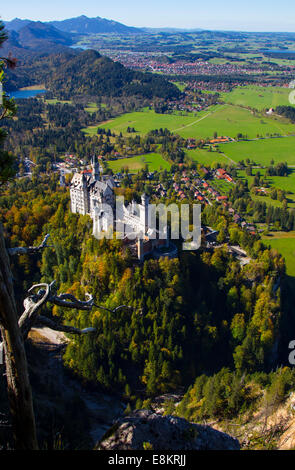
[0,176,289,405]
[4,48,181,102]
[45,50,182,100]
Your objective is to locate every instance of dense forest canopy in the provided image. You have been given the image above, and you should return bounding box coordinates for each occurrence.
[4,48,182,101]
[0,176,289,402]
[45,50,182,100]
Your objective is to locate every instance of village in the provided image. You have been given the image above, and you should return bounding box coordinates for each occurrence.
[61,150,257,237]
[104,51,295,79]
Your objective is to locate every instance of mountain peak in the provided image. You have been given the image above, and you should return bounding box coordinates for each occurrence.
[48,15,142,34]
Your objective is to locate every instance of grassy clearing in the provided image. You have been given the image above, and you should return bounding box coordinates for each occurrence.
[82,105,295,140]
[220,85,292,111]
[262,235,295,276]
[237,168,295,208]
[91,106,219,138]
[210,179,233,194]
[107,153,171,172]
[173,81,187,92]
[187,148,232,165]
[252,194,285,208]
[84,102,99,113]
[219,137,295,166]
[46,99,72,105]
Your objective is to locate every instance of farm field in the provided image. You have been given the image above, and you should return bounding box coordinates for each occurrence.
[219,137,295,166]
[186,148,231,165]
[262,234,295,276]
[82,105,295,140]
[106,153,171,172]
[220,85,292,111]
[83,106,219,137]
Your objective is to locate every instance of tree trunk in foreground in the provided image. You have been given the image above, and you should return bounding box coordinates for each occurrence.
[0,223,38,450]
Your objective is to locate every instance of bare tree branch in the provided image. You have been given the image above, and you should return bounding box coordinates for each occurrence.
[93,303,133,314]
[49,291,95,311]
[7,234,52,256]
[38,315,96,335]
[0,226,134,449]
[18,283,51,340]
[1,279,133,349]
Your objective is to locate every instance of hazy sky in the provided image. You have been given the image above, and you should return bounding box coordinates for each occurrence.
[1,0,295,32]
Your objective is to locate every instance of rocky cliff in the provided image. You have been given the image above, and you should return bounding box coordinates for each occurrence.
[98,409,240,450]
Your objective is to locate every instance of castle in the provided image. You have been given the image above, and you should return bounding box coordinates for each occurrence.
[70,157,171,260]
[70,155,115,218]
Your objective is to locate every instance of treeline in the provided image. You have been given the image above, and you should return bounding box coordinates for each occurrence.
[266,162,289,177]
[3,96,190,165]
[275,106,295,122]
[175,366,295,424]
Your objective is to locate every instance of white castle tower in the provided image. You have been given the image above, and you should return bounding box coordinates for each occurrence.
[140,193,149,232]
[70,173,89,215]
[91,155,100,181]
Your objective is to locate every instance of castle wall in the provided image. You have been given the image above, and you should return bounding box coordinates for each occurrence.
[70,187,88,215]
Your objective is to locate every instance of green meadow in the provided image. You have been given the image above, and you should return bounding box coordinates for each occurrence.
[210,178,233,194]
[220,85,292,111]
[219,137,295,166]
[173,81,187,92]
[82,105,295,140]
[106,153,171,172]
[83,106,219,137]
[187,148,233,165]
[237,168,295,208]
[262,234,295,276]
[46,99,72,105]
[84,102,99,113]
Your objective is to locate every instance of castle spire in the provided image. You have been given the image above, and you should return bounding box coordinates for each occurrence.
[92,155,100,181]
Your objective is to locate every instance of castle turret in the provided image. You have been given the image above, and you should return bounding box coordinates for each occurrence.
[140,193,149,232]
[91,155,100,181]
[59,170,65,187]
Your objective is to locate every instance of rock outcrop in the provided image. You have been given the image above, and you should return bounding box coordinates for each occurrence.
[98,409,240,450]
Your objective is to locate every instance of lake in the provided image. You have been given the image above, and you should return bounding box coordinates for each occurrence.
[8,89,46,99]
[262,49,295,54]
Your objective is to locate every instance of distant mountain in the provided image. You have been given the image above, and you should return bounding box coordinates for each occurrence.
[45,49,181,99]
[0,21,75,60]
[4,18,32,31]
[16,22,74,48]
[5,30,22,48]
[48,15,142,34]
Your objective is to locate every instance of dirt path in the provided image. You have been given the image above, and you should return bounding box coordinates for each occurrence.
[172,112,212,132]
[220,152,238,165]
